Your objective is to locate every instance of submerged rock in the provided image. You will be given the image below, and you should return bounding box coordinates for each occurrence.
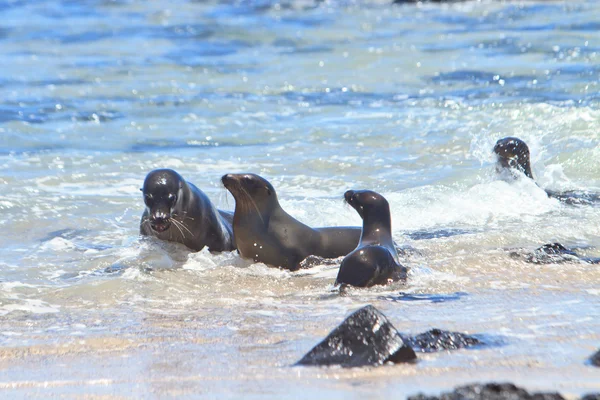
[406,328,482,352]
[407,383,565,400]
[295,305,416,367]
[515,243,600,265]
[589,349,600,367]
[582,395,600,400]
[526,243,580,264]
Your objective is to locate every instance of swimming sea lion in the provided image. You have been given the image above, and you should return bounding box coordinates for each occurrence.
[493,137,534,179]
[221,173,361,271]
[336,190,407,288]
[493,137,600,206]
[140,169,235,252]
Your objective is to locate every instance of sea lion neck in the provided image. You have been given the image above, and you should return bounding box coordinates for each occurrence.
[360,206,392,243]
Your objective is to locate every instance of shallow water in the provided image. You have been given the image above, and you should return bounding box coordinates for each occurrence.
[1,0,600,398]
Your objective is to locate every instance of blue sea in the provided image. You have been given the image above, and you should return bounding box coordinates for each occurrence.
[0,0,599,398]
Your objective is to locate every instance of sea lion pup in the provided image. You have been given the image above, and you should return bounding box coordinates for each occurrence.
[493,137,534,179]
[336,190,407,288]
[493,137,600,206]
[221,173,361,271]
[140,169,235,252]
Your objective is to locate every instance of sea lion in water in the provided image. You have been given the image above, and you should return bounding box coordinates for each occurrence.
[493,137,600,206]
[336,190,406,288]
[493,137,534,179]
[221,173,361,271]
[140,169,235,252]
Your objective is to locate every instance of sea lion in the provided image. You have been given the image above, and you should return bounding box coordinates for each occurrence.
[493,137,600,206]
[493,137,534,179]
[336,190,406,288]
[221,173,361,271]
[140,169,235,252]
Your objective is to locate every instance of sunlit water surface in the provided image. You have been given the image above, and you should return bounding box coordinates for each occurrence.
[0,0,599,398]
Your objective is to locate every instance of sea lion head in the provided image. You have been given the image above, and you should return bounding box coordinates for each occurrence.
[142,169,183,232]
[344,190,389,220]
[493,137,534,179]
[221,173,277,218]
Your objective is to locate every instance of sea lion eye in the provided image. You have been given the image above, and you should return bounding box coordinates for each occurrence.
[144,193,153,205]
[168,194,177,203]
[508,158,518,168]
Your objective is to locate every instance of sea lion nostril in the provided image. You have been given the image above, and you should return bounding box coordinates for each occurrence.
[344,190,354,203]
[221,174,232,185]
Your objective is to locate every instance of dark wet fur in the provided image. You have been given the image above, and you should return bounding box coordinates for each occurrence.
[140,169,235,252]
[494,137,534,180]
[494,136,600,206]
[336,190,406,288]
[222,173,361,270]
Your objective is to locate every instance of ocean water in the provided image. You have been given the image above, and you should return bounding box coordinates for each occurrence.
[1,0,599,398]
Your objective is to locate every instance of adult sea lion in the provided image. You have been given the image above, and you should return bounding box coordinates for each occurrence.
[336,190,406,288]
[140,169,235,252]
[493,137,600,206]
[221,173,361,271]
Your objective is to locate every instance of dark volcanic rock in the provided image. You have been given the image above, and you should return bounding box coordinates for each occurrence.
[582,395,600,400]
[526,243,580,264]
[589,349,600,367]
[408,383,565,400]
[520,243,600,264]
[407,328,482,352]
[295,305,416,367]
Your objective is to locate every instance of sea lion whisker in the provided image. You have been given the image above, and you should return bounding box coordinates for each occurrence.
[171,218,186,239]
[172,218,194,238]
[239,186,265,225]
[141,169,235,252]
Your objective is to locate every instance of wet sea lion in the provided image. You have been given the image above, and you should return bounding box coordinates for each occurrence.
[221,173,361,271]
[336,190,406,288]
[140,169,235,252]
[493,137,600,206]
[493,137,534,179]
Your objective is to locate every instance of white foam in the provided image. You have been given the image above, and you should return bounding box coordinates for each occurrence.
[0,299,60,316]
[40,237,77,251]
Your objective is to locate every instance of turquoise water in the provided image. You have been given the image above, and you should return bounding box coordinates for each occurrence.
[0,0,599,398]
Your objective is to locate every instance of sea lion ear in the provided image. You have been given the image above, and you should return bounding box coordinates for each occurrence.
[139,188,143,192]
[266,188,272,196]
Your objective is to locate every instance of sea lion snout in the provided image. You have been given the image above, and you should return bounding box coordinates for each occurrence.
[150,210,171,232]
[221,174,236,187]
[344,190,357,205]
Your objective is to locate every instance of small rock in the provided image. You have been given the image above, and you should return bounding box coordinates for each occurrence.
[295,305,416,367]
[406,328,482,352]
[408,383,565,400]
